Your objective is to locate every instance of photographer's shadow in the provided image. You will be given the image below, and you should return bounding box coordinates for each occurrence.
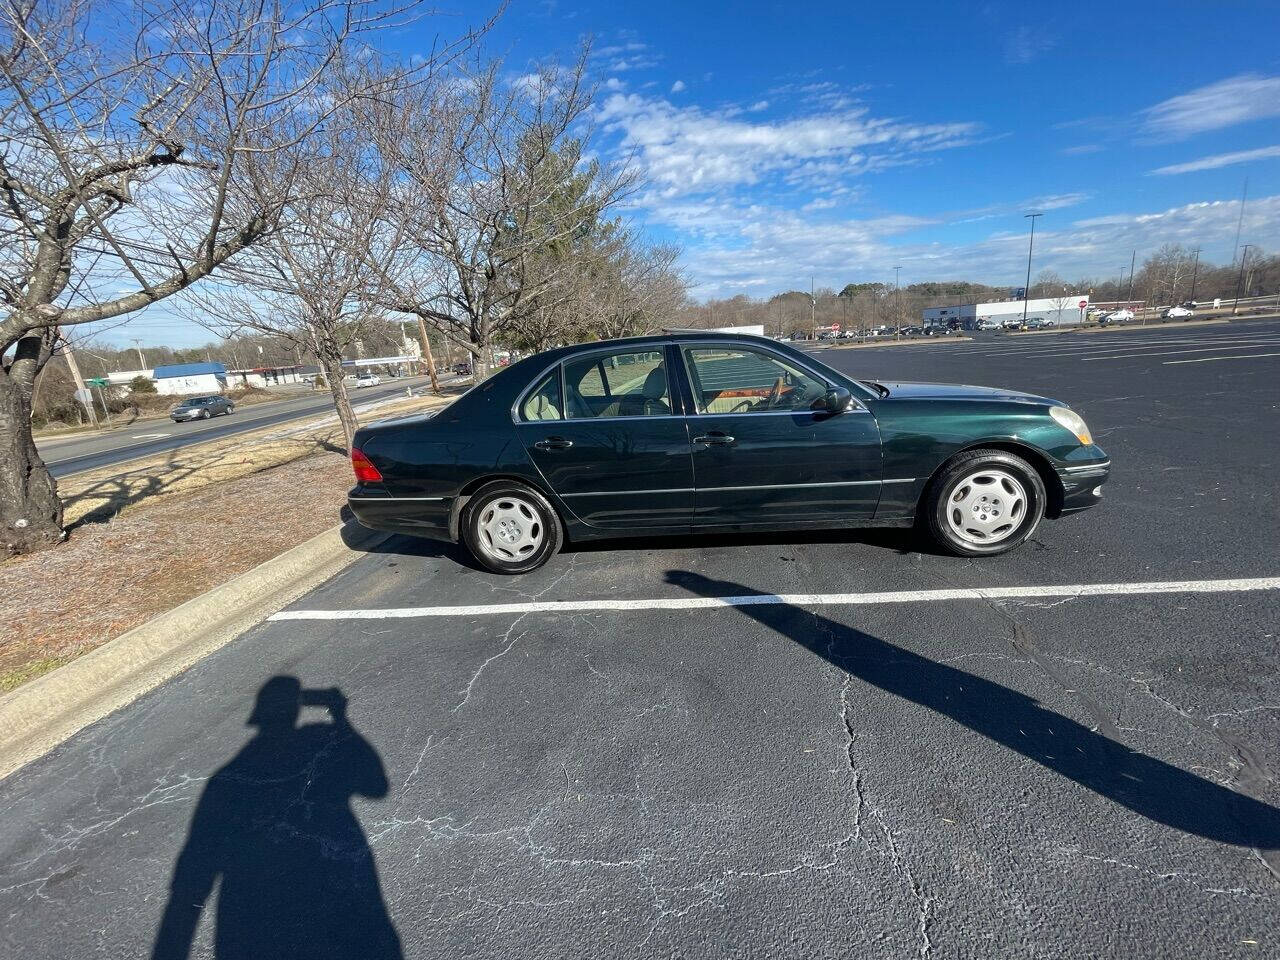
[152,677,402,959]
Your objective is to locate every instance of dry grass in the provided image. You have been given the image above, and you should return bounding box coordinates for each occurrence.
[0,454,355,691]
[1,391,455,692]
[57,393,447,527]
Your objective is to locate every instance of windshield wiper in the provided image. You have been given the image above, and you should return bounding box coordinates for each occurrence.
[864,380,890,397]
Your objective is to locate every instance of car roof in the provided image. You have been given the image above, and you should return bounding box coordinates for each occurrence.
[524,330,787,366]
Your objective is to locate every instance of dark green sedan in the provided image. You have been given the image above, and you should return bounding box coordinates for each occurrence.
[348,332,1109,574]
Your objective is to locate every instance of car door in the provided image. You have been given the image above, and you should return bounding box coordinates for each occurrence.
[676,343,882,526]
[514,345,694,530]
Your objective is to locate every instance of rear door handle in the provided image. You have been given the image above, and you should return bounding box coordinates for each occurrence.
[534,437,574,450]
[693,432,735,445]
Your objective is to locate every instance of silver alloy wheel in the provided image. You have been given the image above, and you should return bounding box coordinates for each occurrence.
[475,495,545,563]
[944,468,1028,546]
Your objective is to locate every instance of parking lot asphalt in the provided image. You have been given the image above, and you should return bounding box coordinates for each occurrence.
[2,320,1278,958]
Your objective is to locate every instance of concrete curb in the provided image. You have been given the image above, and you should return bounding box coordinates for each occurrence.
[0,521,388,781]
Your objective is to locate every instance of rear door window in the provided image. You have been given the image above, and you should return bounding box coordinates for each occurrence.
[562,350,671,419]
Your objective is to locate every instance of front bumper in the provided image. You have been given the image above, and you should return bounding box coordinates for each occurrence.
[1055,458,1111,514]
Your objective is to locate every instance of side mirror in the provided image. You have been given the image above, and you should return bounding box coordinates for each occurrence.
[812,386,854,415]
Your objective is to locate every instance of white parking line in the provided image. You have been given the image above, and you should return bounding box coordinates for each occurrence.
[268,576,1280,620]
[1163,352,1280,365]
[1082,341,1280,361]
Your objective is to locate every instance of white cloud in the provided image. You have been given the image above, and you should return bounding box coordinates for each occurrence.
[670,80,685,93]
[604,77,626,92]
[748,100,769,112]
[1004,25,1056,65]
[1061,144,1103,156]
[1150,144,1280,175]
[1142,74,1280,139]
[665,193,1280,299]
[599,92,983,197]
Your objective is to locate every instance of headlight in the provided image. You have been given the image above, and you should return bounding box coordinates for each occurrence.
[1050,406,1092,445]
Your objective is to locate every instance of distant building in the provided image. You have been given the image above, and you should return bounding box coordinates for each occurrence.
[150,362,228,396]
[923,295,1090,329]
[226,365,306,389]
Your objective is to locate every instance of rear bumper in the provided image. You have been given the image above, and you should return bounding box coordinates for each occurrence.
[347,488,454,541]
[1055,459,1111,515]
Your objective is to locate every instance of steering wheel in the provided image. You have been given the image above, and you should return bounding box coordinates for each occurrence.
[762,377,784,409]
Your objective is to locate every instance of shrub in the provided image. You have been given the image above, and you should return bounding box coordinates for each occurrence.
[129,375,157,394]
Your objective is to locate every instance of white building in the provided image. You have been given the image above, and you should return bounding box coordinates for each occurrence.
[149,362,228,396]
[924,295,1090,329]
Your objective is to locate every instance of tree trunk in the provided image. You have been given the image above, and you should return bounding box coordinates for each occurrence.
[0,365,65,555]
[320,355,359,451]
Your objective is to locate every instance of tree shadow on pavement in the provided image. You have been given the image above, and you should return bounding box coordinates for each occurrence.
[665,570,1280,860]
[151,677,402,959]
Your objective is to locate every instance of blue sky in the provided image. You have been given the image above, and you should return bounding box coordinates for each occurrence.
[106,0,1280,345]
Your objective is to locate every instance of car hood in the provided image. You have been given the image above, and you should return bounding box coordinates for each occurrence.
[875,381,1060,405]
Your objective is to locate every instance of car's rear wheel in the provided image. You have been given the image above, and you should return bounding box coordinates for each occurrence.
[462,481,562,574]
[924,450,1046,557]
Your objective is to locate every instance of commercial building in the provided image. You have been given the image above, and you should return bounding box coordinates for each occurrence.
[149,362,228,396]
[923,295,1091,329]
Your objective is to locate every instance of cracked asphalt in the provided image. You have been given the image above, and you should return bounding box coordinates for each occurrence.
[2,320,1278,958]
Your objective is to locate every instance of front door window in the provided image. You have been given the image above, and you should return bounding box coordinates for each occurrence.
[682,347,827,414]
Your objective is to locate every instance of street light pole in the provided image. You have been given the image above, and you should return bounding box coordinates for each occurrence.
[1022,212,1042,324]
[1232,244,1253,314]
[893,266,902,340]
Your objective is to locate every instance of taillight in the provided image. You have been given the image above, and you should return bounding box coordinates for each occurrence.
[350,447,383,484]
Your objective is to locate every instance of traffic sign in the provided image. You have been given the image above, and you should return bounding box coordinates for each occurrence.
[1078,299,1088,309]
[87,377,108,387]
[831,322,841,331]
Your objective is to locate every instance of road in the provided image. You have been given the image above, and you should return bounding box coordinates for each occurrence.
[35,375,447,478]
[2,320,1278,958]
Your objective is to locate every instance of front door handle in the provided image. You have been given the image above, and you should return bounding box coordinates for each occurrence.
[693,432,735,445]
[534,437,574,451]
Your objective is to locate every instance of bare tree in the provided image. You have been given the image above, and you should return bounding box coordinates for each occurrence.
[0,0,423,554]
[373,46,639,376]
[185,94,409,449]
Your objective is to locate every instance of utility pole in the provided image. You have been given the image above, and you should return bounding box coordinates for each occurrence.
[60,339,99,429]
[414,315,441,394]
[1188,247,1200,302]
[1233,244,1253,314]
[894,266,902,339]
[809,276,816,338]
[1022,212,1043,324]
[1231,177,1248,268]
[131,339,147,371]
[1127,248,1137,322]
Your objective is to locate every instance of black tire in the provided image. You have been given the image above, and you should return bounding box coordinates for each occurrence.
[461,480,563,574]
[922,449,1047,557]
[200,409,210,419]
[225,404,234,415]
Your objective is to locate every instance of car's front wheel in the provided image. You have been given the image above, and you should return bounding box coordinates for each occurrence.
[462,481,563,574]
[924,450,1046,556]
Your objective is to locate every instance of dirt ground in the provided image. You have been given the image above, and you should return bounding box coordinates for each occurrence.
[1,391,455,691]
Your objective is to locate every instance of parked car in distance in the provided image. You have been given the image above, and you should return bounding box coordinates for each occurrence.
[1001,318,1026,331]
[977,318,1001,331]
[1162,305,1194,320]
[347,332,1110,574]
[1024,317,1056,330]
[170,395,234,421]
[1104,309,1135,325]
[355,373,381,388]
[452,361,473,376]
